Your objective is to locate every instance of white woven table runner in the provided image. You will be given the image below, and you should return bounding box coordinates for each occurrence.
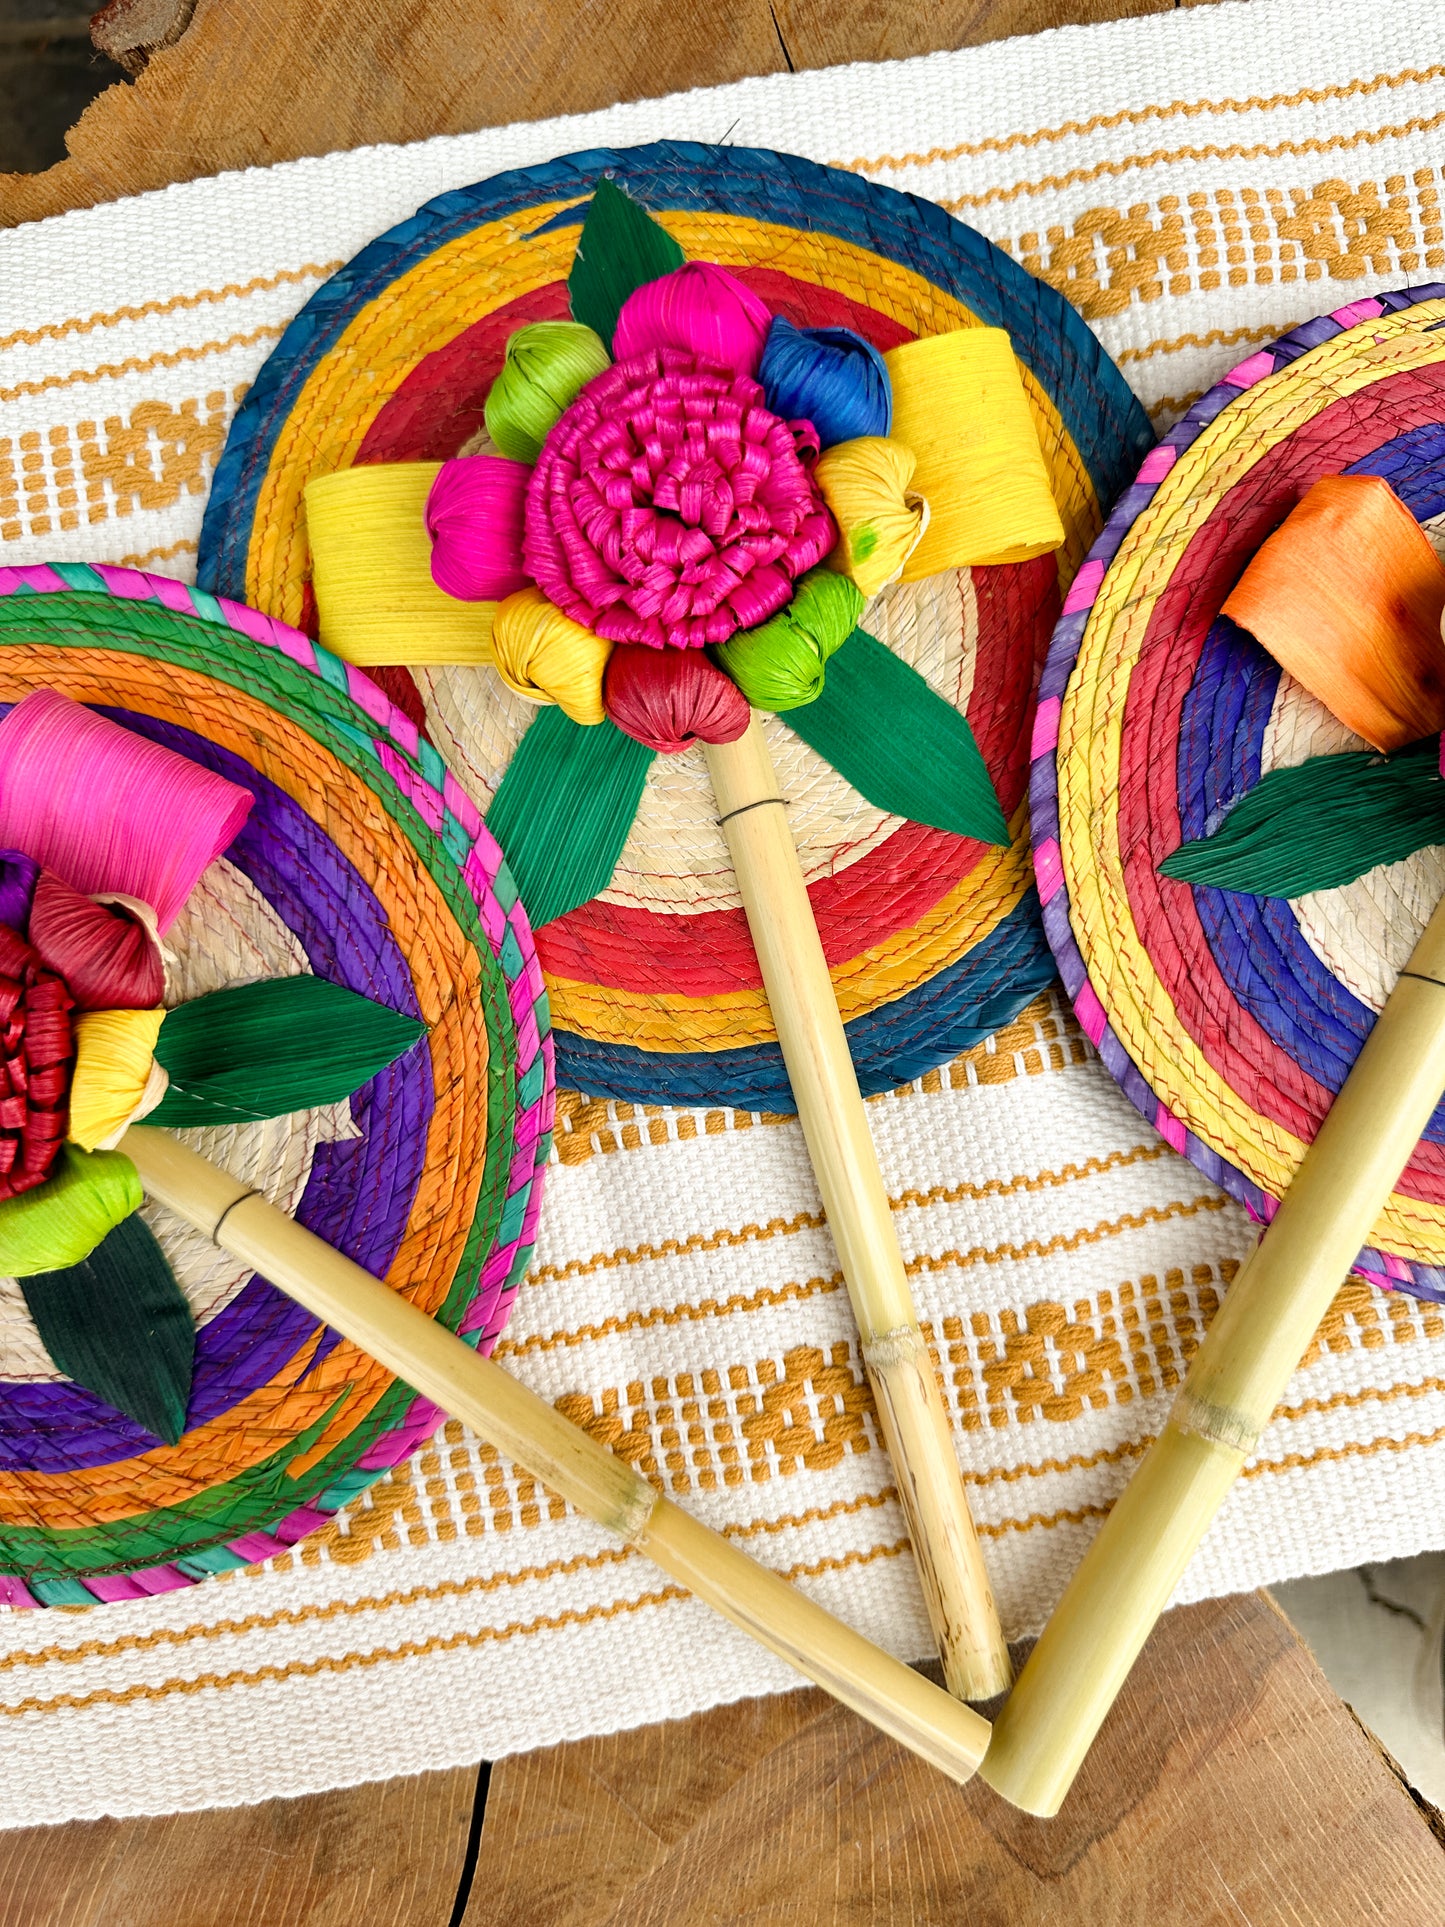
[2,0,1445,1826]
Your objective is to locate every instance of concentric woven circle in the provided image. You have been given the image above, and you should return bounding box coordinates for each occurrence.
[1033,284,1445,1301]
[201,141,1151,1110]
[0,561,553,1603]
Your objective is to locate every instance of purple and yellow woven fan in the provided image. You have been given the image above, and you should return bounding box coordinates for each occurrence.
[1033,285,1445,1301]
[0,562,551,1605]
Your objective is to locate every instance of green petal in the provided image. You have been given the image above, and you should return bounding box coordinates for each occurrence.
[150,976,426,1127]
[486,707,654,928]
[781,628,1011,843]
[22,1213,194,1445]
[0,1143,142,1277]
[1161,738,1445,897]
[567,176,686,349]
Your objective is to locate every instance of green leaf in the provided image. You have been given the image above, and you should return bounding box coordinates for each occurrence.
[150,976,426,1127]
[486,708,655,928]
[22,1214,194,1444]
[1160,737,1445,897]
[567,175,685,348]
[781,628,1011,843]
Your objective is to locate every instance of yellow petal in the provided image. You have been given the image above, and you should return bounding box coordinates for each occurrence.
[69,1008,167,1154]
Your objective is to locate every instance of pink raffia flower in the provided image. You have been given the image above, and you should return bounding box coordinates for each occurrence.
[613,262,773,374]
[523,348,836,649]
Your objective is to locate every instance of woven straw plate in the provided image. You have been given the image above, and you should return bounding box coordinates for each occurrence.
[0,562,552,1604]
[1034,284,1445,1301]
[200,141,1151,1110]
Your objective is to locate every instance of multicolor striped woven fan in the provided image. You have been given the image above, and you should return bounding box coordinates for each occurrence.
[1034,284,1445,1302]
[200,142,1150,1110]
[0,563,551,1604]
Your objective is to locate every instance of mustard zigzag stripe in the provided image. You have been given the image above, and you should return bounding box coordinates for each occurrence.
[0,1492,901,1676]
[839,65,1445,172]
[0,325,284,406]
[502,1195,1231,1362]
[13,1410,1445,1719]
[0,265,342,356]
[934,111,1445,212]
[526,1142,1169,1287]
[0,1542,915,1721]
[7,1302,1440,1678]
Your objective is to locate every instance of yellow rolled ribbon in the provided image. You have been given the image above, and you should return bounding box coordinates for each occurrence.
[491,588,613,726]
[815,437,928,597]
[884,329,1064,578]
[304,464,497,667]
[69,1007,168,1153]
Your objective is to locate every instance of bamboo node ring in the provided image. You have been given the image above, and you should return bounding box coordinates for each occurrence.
[717,796,786,827]
[863,1325,928,1371]
[209,1189,262,1246]
[617,1487,666,1546]
[1168,1390,1259,1456]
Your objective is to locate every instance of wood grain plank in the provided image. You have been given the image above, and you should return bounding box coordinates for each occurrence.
[0,0,1195,227]
[0,1763,481,1927]
[464,1592,1445,1926]
[0,0,784,226]
[774,0,1171,70]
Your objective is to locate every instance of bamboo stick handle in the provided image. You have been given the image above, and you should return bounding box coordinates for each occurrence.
[704,719,1011,1701]
[979,892,1445,1815]
[121,1124,992,1786]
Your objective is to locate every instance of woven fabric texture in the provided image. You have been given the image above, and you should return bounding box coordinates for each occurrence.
[1,0,1445,1826]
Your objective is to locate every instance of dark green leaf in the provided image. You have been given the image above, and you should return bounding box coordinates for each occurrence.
[567,176,685,348]
[486,708,655,928]
[782,628,1011,843]
[1161,737,1445,897]
[151,976,426,1127]
[23,1214,193,1444]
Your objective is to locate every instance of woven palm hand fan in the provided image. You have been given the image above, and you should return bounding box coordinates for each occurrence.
[201,142,1149,1109]
[198,141,1150,1702]
[978,285,1445,1810]
[0,563,549,1605]
[0,563,1001,1785]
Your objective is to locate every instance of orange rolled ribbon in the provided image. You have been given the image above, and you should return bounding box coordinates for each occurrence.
[1222,472,1445,752]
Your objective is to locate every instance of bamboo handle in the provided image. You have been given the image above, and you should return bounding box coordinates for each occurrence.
[121,1124,992,1786]
[979,892,1445,1815]
[704,719,1011,1700]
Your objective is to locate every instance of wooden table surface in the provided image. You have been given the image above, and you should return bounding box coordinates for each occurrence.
[4,1,1445,1920]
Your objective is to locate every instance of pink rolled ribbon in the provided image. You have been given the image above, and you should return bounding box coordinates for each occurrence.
[524,349,835,650]
[0,689,253,933]
[613,263,773,375]
[425,455,534,601]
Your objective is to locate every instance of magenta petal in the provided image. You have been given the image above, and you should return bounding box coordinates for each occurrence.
[613,264,772,375]
[0,690,252,933]
[426,455,534,601]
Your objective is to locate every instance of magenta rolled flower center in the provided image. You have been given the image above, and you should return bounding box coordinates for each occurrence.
[523,348,836,649]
